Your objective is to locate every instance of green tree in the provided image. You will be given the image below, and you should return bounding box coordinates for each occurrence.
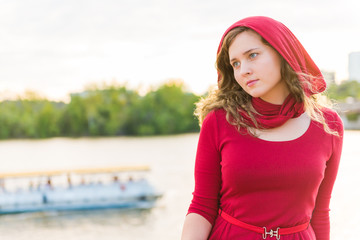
[60,95,88,136]
[327,80,360,101]
[35,102,62,138]
[126,80,199,135]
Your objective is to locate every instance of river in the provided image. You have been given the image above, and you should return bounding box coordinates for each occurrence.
[0,131,358,240]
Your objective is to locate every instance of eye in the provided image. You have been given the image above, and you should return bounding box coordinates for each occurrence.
[249,52,258,59]
[232,61,240,69]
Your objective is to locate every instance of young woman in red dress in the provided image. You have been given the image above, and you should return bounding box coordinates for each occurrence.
[181,16,343,240]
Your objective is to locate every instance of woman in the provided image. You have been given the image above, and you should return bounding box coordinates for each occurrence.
[181,16,343,240]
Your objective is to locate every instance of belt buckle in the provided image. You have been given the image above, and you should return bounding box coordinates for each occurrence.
[263,227,280,240]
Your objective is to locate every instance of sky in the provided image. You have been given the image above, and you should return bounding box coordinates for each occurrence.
[1,0,360,101]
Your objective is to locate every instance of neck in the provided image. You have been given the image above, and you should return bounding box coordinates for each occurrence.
[259,92,290,105]
[258,80,290,104]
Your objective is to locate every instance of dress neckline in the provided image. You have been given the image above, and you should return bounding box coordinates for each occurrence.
[253,117,314,144]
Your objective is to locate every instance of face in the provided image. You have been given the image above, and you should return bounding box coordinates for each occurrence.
[228,30,289,104]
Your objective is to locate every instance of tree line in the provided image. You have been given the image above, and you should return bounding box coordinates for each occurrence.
[327,80,360,101]
[1,79,358,139]
[0,81,200,139]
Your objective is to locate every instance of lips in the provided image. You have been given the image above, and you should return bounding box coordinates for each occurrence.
[246,79,259,87]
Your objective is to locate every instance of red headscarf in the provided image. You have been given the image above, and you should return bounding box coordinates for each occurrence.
[217,16,326,95]
[217,16,325,129]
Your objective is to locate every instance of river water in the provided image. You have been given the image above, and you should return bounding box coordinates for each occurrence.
[0,131,358,240]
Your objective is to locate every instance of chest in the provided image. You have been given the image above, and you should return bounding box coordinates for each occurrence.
[219,135,332,192]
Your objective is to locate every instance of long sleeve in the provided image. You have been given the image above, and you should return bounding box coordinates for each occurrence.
[187,111,222,225]
[311,113,344,240]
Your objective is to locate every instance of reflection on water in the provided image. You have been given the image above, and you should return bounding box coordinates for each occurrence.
[0,209,154,240]
[0,132,359,240]
[0,208,151,227]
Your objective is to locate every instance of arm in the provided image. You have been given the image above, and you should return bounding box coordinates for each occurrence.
[181,213,212,240]
[311,113,344,240]
[182,110,222,238]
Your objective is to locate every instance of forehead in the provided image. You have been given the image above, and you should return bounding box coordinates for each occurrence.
[228,30,264,56]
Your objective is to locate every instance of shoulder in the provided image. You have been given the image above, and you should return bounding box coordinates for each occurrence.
[198,109,227,150]
[321,107,343,125]
[321,107,344,134]
[202,108,226,126]
[200,109,230,137]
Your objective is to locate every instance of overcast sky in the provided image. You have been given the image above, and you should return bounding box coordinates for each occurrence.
[1,0,360,101]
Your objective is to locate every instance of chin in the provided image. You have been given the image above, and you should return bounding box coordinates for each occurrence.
[245,91,262,98]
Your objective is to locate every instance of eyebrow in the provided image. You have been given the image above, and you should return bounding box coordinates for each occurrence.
[230,47,259,62]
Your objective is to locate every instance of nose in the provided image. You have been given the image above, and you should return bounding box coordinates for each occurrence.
[239,62,252,76]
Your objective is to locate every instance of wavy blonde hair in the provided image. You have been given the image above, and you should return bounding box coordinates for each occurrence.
[195,27,338,136]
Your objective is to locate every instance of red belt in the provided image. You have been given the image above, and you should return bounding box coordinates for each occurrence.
[218,209,309,240]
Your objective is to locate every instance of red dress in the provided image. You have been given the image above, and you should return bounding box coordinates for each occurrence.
[187,108,343,240]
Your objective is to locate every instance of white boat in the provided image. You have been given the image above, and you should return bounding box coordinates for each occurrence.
[0,166,162,214]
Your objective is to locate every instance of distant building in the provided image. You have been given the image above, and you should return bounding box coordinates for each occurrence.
[321,70,336,85]
[349,52,360,82]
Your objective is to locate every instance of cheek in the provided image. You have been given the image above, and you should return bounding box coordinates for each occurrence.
[268,64,282,82]
[267,54,282,78]
[233,71,245,87]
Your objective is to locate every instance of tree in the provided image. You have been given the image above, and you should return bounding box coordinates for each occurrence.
[327,80,360,101]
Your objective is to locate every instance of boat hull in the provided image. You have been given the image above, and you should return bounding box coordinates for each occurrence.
[0,180,161,214]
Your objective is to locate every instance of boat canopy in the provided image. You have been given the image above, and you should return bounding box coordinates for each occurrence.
[0,165,150,179]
